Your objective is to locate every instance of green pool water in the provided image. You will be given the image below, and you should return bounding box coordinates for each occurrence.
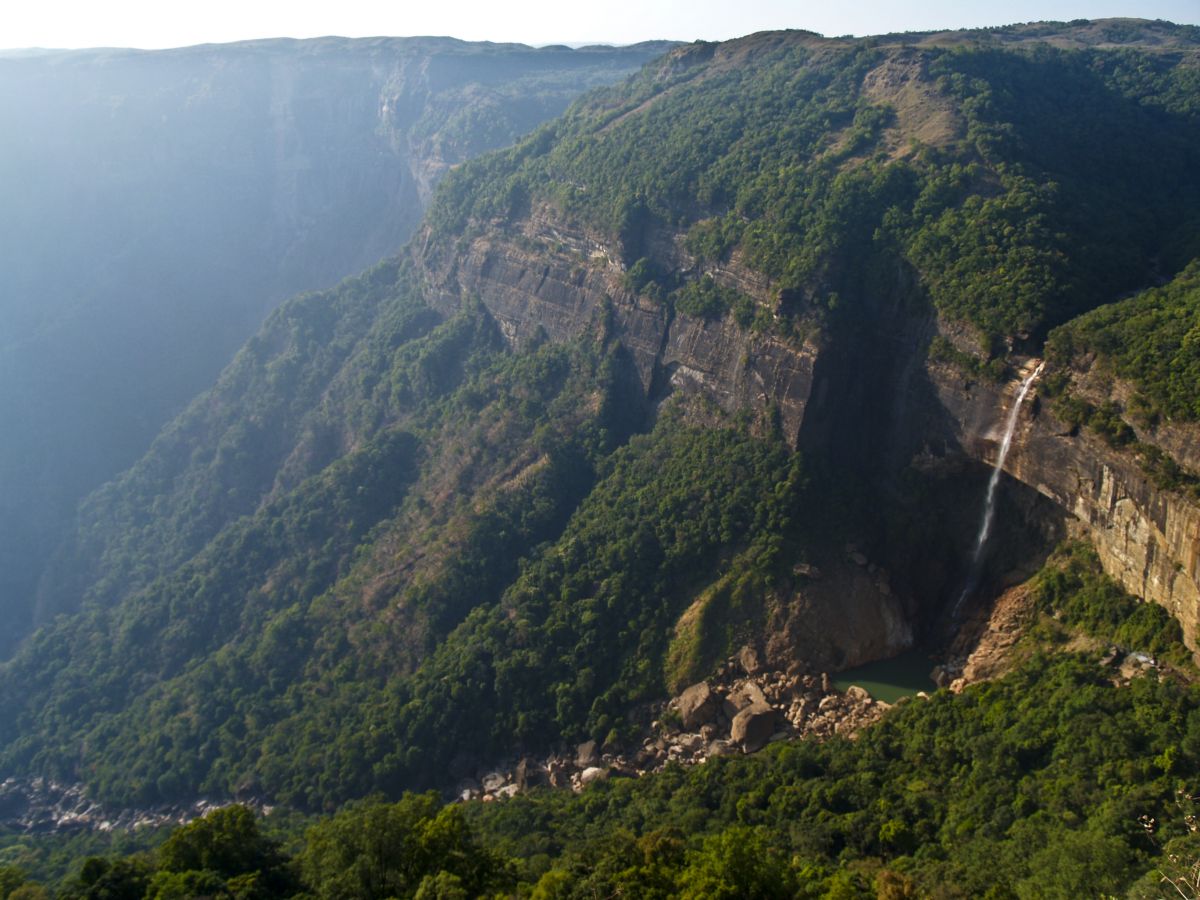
[831,649,937,704]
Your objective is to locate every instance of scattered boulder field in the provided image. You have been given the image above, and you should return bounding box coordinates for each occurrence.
[457,647,908,803]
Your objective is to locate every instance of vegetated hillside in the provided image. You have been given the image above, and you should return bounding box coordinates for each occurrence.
[6,545,1199,898]
[0,36,670,656]
[2,17,1200,834]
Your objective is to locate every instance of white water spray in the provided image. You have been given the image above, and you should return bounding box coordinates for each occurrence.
[952,362,1045,619]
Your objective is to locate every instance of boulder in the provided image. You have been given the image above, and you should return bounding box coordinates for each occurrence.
[481,772,506,793]
[722,681,767,718]
[575,740,599,769]
[580,766,609,786]
[738,645,762,675]
[731,702,778,753]
[845,684,872,703]
[707,740,735,757]
[677,682,718,729]
[515,758,544,791]
[547,762,571,789]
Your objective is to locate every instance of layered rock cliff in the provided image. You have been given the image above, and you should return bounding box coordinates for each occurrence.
[419,209,1200,657]
[928,362,1200,652]
[422,207,820,442]
[4,21,1199,810]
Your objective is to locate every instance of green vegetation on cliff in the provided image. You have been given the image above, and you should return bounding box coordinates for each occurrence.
[1049,260,1200,423]
[3,19,1200,861]
[0,36,672,657]
[6,547,1197,899]
[0,254,808,809]
[432,30,1200,346]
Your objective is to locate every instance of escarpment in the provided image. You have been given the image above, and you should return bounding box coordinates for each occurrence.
[418,205,1200,653]
[6,21,1200,811]
[926,362,1200,651]
[421,210,820,444]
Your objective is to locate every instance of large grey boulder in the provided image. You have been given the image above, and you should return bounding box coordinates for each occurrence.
[575,740,599,769]
[677,682,718,729]
[731,703,778,753]
[722,681,767,719]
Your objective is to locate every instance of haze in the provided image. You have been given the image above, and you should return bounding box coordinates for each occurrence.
[4,0,1200,49]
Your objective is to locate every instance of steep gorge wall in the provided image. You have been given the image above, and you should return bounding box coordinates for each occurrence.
[924,363,1200,651]
[421,212,1200,655]
[420,217,919,671]
[422,210,820,442]
[0,39,668,654]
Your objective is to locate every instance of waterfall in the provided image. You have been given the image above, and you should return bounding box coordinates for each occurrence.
[952,362,1045,619]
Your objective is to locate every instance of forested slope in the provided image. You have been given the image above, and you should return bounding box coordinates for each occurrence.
[0,36,669,655]
[2,19,1199,847]
[6,546,1199,898]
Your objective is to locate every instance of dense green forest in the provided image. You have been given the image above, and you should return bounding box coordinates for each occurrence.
[5,18,1200,814]
[0,36,669,657]
[3,546,1197,898]
[432,30,1200,345]
[3,19,1200,896]
[1048,260,1200,423]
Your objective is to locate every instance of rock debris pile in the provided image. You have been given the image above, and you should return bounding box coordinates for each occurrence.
[0,777,269,834]
[458,648,897,803]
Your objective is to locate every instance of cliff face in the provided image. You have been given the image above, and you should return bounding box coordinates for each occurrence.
[423,211,1200,656]
[924,362,1200,651]
[420,216,926,670]
[423,209,820,443]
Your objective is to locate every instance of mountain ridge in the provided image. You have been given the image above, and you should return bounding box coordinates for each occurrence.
[0,35,672,655]
[2,19,1199,823]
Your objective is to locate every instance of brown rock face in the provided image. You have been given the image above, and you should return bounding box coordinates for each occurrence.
[418,197,1200,661]
[731,703,778,753]
[925,358,1200,655]
[677,682,718,730]
[420,211,819,445]
[722,681,768,719]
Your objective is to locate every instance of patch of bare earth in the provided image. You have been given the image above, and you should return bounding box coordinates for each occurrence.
[945,583,1039,692]
[861,52,964,159]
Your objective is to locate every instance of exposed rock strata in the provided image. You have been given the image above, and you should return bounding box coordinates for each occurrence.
[422,213,819,444]
[421,211,1200,654]
[924,360,1200,652]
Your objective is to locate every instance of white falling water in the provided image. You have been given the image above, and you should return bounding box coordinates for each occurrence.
[952,362,1045,619]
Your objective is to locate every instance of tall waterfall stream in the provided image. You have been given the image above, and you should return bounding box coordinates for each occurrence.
[952,362,1045,619]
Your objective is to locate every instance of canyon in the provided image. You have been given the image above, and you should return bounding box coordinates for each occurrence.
[419,199,1200,660]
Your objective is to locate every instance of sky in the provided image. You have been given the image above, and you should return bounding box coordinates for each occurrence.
[2,0,1198,50]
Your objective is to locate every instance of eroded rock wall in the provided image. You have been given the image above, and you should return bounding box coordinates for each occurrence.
[422,213,820,443]
[420,207,1200,657]
[926,360,1200,651]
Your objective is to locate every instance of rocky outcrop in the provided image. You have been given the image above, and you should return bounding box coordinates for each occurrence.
[456,653,894,804]
[0,777,269,834]
[730,703,778,753]
[677,682,718,730]
[422,193,1200,658]
[922,358,1200,653]
[422,211,819,444]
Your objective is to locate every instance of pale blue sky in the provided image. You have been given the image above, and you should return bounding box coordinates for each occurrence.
[2,0,1198,50]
